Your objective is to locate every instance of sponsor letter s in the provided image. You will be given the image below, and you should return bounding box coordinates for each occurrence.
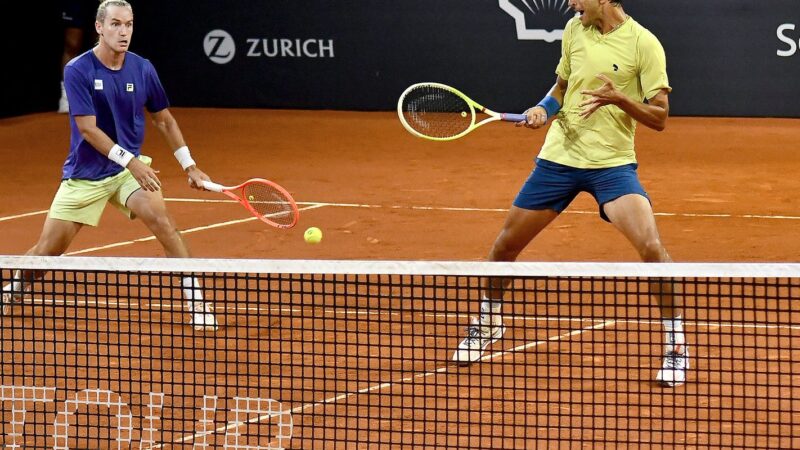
[777,24,797,57]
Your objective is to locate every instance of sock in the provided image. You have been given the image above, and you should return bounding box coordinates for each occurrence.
[662,316,685,354]
[182,276,204,310]
[480,296,502,327]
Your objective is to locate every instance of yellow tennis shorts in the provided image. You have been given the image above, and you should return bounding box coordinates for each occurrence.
[48,155,157,226]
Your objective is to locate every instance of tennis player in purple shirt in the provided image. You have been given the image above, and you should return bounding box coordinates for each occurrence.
[2,0,218,331]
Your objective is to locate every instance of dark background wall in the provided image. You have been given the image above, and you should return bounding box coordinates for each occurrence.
[3,1,799,118]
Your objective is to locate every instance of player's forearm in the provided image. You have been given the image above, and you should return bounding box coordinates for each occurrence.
[545,84,564,105]
[153,120,185,151]
[616,95,668,131]
[77,125,117,158]
[151,111,189,153]
[548,77,568,105]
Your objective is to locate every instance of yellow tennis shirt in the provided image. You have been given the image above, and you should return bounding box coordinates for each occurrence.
[538,16,671,168]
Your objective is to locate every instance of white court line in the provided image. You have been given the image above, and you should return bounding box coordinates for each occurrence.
[0,210,49,222]
[4,200,800,225]
[17,297,800,332]
[63,204,326,255]
[163,318,617,447]
[164,199,800,221]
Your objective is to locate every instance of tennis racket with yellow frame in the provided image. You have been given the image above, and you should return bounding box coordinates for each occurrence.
[397,82,528,141]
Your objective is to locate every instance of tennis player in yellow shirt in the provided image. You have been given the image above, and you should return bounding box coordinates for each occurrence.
[453,0,688,387]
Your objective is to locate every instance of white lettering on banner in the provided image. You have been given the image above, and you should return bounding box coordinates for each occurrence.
[139,392,164,448]
[0,385,292,448]
[53,389,133,450]
[0,386,56,449]
[225,397,293,450]
[498,0,572,42]
[777,24,798,57]
[246,38,335,58]
[204,29,237,64]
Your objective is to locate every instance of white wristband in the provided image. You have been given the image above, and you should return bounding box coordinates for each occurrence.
[173,146,196,170]
[107,144,135,168]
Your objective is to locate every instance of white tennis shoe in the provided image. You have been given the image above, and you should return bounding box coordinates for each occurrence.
[656,346,690,387]
[188,301,219,331]
[1,283,23,316]
[452,317,505,364]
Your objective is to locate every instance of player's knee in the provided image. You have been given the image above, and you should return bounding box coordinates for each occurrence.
[147,215,177,237]
[639,239,668,262]
[33,235,70,256]
[31,244,63,257]
[489,238,521,262]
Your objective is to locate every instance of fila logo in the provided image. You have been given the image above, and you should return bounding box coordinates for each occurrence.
[94,79,103,90]
[126,83,134,92]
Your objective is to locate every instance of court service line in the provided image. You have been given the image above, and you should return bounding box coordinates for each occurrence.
[169,198,800,221]
[63,204,327,256]
[165,318,615,447]
[0,210,49,222]
[3,201,800,226]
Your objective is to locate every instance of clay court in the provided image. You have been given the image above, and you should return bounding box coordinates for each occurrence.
[2,110,799,261]
[1,111,800,448]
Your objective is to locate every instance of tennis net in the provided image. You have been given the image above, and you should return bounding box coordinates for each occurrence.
[1,256,799,449]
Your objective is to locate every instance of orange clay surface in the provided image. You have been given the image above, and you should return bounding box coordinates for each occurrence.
[1,110,799,449]
[1,109,798,262]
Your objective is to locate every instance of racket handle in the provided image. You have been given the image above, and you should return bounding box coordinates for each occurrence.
[501,113,529,123]
[201,180,225,192]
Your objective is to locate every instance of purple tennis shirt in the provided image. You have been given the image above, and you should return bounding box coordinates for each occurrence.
[62,49,169,180]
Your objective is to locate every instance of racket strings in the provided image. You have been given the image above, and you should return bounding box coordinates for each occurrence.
[401,86,473,138]
[242,183,295,226]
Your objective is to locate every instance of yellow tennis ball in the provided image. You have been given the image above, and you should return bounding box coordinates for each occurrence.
[460,111,467,118]
[248,195,255,201]
[304,227,322,244]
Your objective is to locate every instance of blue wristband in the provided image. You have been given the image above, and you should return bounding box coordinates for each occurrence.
[536,95,561,119]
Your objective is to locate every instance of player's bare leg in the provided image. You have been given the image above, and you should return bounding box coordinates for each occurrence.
[453,207,558,364]
[604,194,688,386]
[2,218,82,314]
[126,189,219,331]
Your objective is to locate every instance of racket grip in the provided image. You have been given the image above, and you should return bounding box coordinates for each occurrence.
[501,113,529,123]
[201,180,225,192]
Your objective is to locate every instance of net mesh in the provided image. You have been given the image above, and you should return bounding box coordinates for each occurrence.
[400,85,473,138]
[241,182,295,227]
[1,256,799,449]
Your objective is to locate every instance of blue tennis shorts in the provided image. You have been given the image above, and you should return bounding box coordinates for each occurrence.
[513,158,649,222]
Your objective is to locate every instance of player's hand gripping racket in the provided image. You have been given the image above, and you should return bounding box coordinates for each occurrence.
[397,82,528,141]
[202,178,299,229]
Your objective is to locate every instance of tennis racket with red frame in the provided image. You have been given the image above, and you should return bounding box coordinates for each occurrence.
[202,178,299,229]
